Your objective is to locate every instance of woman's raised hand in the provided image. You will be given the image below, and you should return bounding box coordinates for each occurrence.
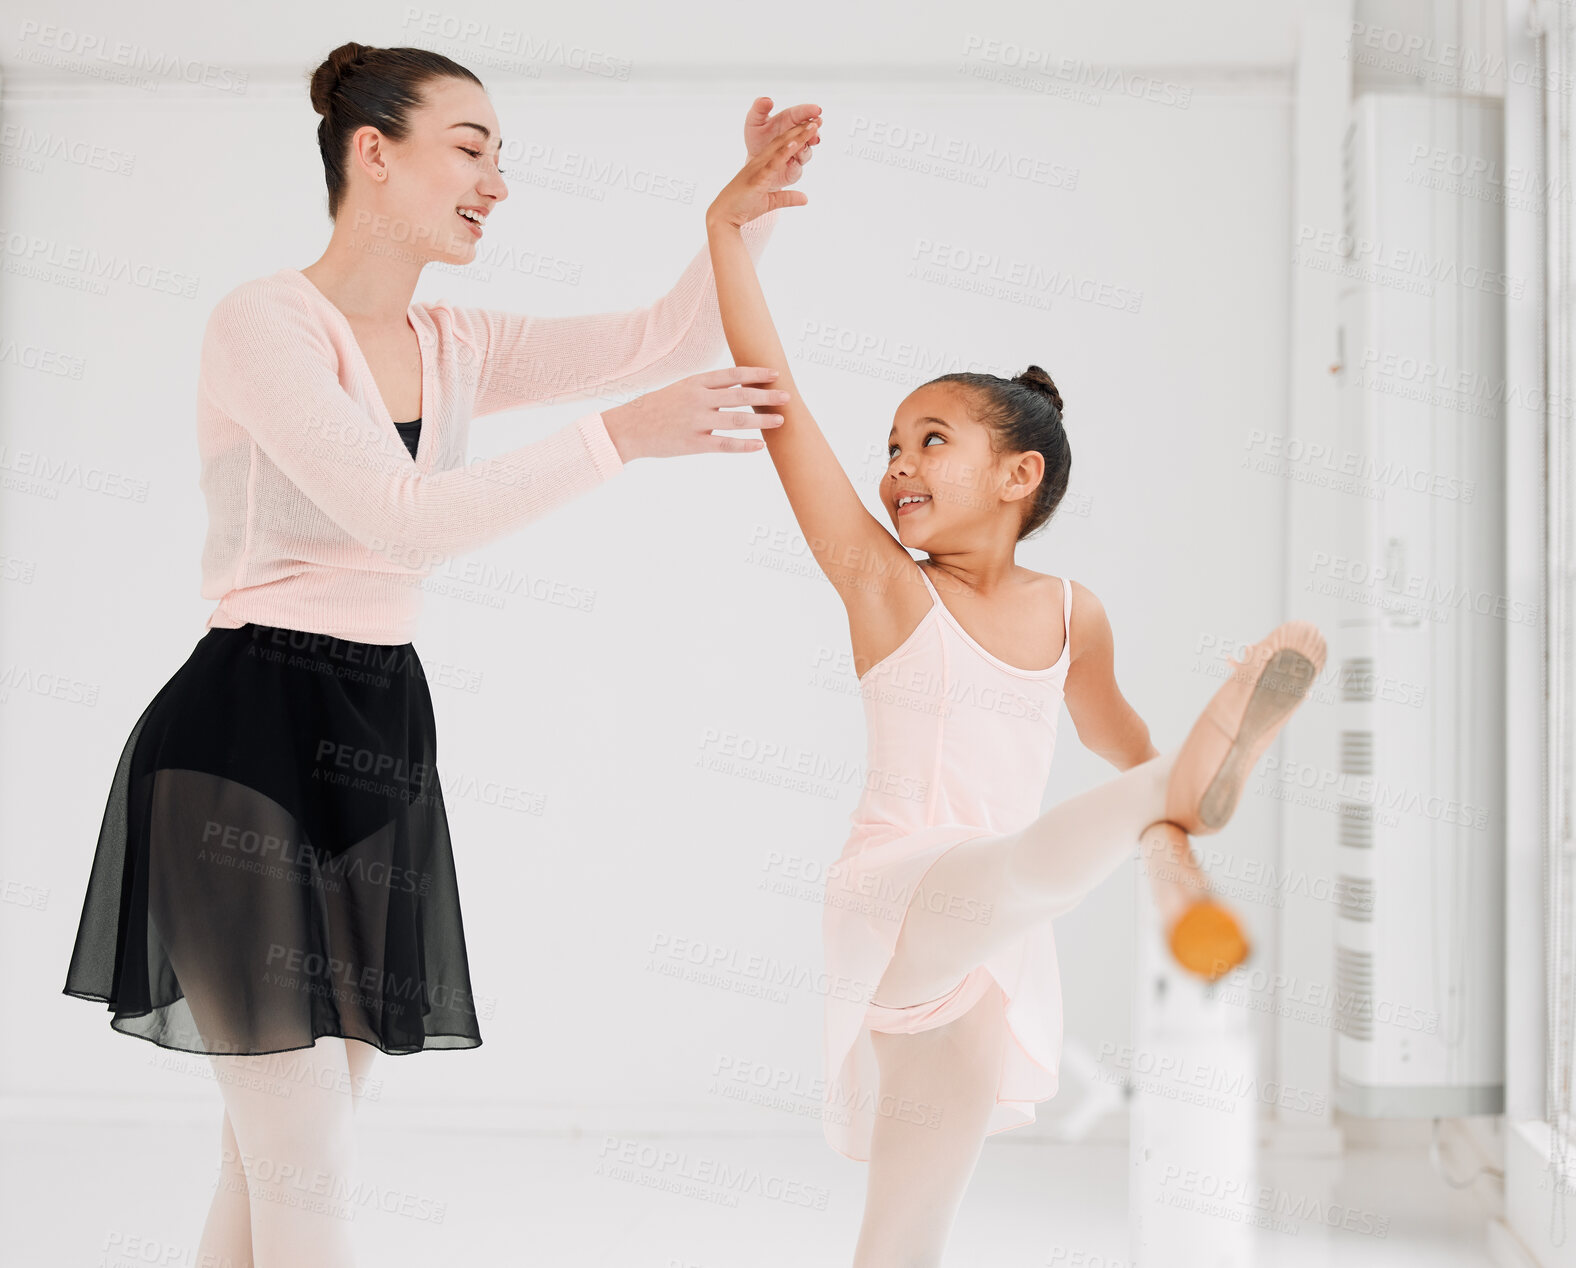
[599,367,790,460]
[743,96,821,187]
[708,112,821,231]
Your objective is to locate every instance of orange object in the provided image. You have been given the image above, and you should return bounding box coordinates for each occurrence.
[1169,898,1251,982]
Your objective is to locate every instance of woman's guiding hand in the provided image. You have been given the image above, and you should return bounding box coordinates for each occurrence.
[600,367,788,461]
[744,96,820,185]
[707,99,821,231]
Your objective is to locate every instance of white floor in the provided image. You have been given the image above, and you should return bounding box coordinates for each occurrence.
[1,1120,1497,1266]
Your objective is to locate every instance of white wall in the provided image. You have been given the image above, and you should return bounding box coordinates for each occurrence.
[0,36,1294,1133]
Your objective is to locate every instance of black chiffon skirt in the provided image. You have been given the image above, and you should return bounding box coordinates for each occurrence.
[62,622,482,1056]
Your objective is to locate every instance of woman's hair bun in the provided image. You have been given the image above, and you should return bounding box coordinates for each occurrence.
[1014,364,1064,416]
[310,42,374,117]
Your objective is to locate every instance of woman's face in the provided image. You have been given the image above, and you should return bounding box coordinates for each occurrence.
[347,76,508,266]
[881,382,1042,550]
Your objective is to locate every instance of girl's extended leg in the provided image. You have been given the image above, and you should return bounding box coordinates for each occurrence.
[877,748,1177,1005]
[878,615,1325,1004]
[853,981,1010,1268]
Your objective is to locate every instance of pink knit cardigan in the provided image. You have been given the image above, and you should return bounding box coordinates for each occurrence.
[197,209,778,644]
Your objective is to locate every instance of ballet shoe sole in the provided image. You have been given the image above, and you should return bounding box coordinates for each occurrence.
[1166,622,1326,836]
[1196,646,1320,831]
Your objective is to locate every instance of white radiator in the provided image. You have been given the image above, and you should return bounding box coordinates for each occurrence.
[1330,92,1506,1117]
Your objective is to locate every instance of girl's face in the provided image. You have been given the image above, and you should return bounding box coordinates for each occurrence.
[881,382,1043,549]
[346,76,509,266]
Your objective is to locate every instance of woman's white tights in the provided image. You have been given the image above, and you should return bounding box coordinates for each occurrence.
[194,1037,378,1268]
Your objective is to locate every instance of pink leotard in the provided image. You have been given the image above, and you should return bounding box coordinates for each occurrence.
[821,562,1073,1161]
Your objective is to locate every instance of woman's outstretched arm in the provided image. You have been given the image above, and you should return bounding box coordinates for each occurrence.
[200,280,625,570]
[705,119,913,603]
[450,211,780,419]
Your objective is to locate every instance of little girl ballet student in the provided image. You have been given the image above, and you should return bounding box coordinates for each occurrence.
[705,117,1326,1264]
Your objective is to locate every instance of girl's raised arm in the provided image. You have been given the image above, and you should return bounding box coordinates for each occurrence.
[705,119,914,606]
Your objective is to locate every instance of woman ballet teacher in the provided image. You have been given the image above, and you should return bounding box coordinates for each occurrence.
[62,42,818,1268]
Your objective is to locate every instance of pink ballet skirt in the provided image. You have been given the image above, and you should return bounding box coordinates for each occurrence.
[821,565,1074,1161]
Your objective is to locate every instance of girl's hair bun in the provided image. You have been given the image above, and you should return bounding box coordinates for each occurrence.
[1013,364,1063,416]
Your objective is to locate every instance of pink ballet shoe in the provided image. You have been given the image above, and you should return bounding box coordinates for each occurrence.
[1161,621,1326,836]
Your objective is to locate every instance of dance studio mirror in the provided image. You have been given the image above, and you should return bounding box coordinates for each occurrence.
[5,3,1563,1264]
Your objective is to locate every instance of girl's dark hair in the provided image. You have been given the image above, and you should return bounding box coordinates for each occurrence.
[309,42,484,219]
[925,365,1070,540]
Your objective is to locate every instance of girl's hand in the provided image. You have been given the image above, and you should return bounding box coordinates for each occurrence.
[707,115,820,231]
[743,96,821,186]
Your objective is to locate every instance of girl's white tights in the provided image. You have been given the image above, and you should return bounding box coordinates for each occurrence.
[853,746,1180,1267]
[877,747,1177,1006]
[195,1037,378,1268]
